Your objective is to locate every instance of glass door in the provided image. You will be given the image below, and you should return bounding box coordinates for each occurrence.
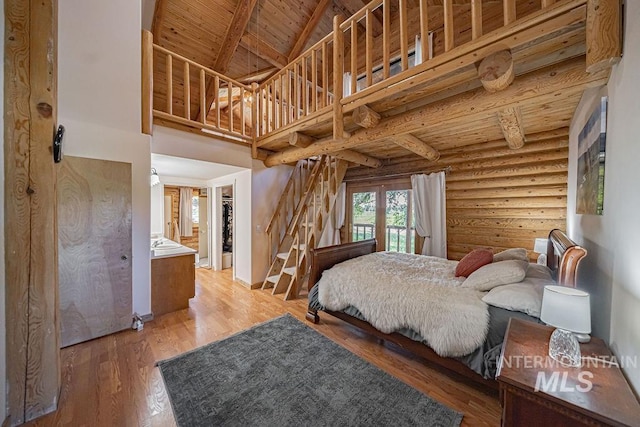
[347,181,416,253]
[384,189,414,253]
[351,191,376,242]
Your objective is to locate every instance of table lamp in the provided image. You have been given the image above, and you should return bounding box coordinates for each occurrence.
[540,285,591,367]
[534,238,548,265]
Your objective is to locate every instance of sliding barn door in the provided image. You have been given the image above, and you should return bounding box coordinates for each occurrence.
[58,156,133,347]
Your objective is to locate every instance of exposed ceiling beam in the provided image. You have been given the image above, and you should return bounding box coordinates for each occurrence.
[240,32,289,69]
[288,0,333,62]
[496,107,526,149]
[151,0,166,39]
[235,67,278,84]
[477,50,515,92]
[214,0,259,73]
[263,57,609,166]
[286,132,382,168]
[195,0,259,121]
[352,104,381,128]
[393,134,440,161]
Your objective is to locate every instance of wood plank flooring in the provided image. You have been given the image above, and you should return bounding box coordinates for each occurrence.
[27,268,501,426]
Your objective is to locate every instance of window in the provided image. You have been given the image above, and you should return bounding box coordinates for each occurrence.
[347,180,416,254]
[192,195,199,224]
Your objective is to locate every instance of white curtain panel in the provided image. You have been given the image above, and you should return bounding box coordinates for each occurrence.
[179,187,193,238]
[411,172,447,257]
[318,183,346,247]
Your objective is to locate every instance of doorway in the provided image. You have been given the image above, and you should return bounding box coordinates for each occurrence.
[347,179,416,253]
[198,188,210,268]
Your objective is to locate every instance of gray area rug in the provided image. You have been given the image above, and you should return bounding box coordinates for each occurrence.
[157,314,463,426]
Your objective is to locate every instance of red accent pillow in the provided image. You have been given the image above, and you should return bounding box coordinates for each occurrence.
[455,249,494,277]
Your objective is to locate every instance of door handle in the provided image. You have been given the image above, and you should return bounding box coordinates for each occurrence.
[121,255,128,260]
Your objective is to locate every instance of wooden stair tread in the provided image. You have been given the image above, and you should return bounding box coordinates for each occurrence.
[265,274,280,283]
[282,267,296,275]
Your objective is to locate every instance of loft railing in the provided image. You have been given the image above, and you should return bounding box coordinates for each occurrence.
[142,0,618,147]
[142,31,255,144]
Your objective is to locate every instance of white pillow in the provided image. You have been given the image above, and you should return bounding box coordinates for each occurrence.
[462,260,528,291]
[482,276,555,317]
[493,248,528,262]
[526,263,554,280]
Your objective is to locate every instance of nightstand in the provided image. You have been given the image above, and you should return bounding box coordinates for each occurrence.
[497,318,640,426]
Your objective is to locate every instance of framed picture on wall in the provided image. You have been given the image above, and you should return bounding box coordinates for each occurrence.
[576,96,608,215]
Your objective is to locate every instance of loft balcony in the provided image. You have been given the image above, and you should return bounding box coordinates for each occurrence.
[142,0,619,169]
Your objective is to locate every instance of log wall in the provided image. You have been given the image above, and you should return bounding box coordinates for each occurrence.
[344,131,569,260]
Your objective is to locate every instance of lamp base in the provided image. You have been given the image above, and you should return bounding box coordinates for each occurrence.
[549,328,582,367]
[574,333,591,343]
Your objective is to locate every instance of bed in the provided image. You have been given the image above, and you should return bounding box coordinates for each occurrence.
[306,229,587,389]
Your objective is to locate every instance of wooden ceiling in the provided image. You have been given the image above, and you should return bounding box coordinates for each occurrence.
[149,0,613,174]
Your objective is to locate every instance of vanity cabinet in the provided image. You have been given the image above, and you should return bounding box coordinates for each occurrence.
[151,253,196,317]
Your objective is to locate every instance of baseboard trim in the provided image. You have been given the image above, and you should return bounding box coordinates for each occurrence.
[235,278,261,290]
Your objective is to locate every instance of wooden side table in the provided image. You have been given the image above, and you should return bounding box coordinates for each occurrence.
[497,318,640,426]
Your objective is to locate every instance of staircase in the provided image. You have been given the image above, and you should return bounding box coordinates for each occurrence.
[263,155,348,300]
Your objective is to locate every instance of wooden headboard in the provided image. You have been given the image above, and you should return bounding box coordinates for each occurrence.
[308,230,586,291]
[546,229,587,288]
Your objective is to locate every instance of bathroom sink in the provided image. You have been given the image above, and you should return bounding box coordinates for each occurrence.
[151,239,183,250]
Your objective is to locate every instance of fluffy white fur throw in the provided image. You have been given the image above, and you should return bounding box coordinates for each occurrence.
[317,252,489,357]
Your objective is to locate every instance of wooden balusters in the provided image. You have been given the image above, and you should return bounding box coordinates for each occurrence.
[229,81,234,133]
[311,49,318,113]
[542,0,555,7]
[504,0,516,25]
[399,0,408,71]
[383,0,390,79]
[366,10,373,87]
[444,0,454,52]
[322,42,328,108]
[199,69,206,125]
[166,54,173,114]
[472,0,483,40]
[184,62,190,119]
[419,0,429,63]
[351,20,358,95]
[214,76,220,128]
[333,15,344,140]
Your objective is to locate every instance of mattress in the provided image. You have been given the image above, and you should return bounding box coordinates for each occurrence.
[308,283,540,379]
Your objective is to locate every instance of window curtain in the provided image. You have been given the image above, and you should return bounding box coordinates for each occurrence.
[411,172,446,257]
[319,183,346,247]
[179,187,193,238]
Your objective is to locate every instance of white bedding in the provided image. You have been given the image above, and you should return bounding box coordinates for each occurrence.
[317,251,490,357]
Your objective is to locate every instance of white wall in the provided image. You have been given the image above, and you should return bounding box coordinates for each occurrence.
[1,0,7,421]
[58,0,152,316]
[567,1,640,392]
[152,126,253,169]
[208,171,252,284]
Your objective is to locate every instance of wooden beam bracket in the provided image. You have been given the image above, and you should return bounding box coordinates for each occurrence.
[497,107,526,149]
[478,50,515,93]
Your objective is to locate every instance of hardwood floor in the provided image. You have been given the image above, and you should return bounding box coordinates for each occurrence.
[27,268,501,426]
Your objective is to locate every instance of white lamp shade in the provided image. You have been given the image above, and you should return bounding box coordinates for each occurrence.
[534,238,548,254]
[540,285,591,334]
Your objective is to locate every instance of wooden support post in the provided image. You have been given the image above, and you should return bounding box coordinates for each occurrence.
[478,50,515,92]
[471,0,483,40]
[6,0,60,423]
[393,134,440,161]
[333,15,345,140]
[586,0,621,73]
[542,0,555,7]
[351,104,381,128]
[141,30,153,135]
[497,107,526,149]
